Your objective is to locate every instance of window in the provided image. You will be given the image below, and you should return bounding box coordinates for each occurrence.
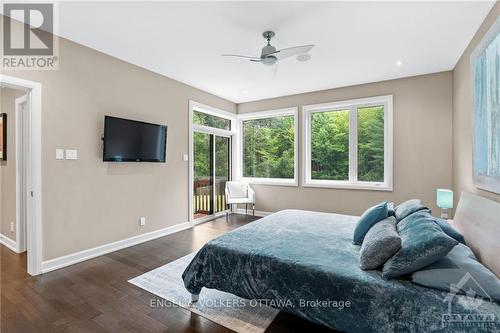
[239,108,298,185]
[303,96,393,190]
[311,109,350,181]
[193,110,231,130]
[357,106,385,182]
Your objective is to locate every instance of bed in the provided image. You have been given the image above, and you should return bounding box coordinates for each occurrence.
[182,207,500,332]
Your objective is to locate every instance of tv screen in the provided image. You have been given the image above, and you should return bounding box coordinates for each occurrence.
[103,116,167,162]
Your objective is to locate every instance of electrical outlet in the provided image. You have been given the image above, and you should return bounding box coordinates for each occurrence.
[10,221,14,233]
[139,217,146,226]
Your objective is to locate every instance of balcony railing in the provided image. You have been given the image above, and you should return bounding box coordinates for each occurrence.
[193,177,227,216]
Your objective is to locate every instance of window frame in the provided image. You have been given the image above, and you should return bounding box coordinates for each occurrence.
[238,107,299,186]
[302,95,393,191]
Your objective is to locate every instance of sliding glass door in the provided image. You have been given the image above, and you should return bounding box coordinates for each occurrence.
[193,132,231,219]
[214,136,230,214]
[193,132,212,219]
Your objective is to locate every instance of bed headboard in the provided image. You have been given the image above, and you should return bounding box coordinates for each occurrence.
[453,191,500,278]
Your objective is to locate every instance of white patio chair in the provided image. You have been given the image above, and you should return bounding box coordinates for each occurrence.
[225,181,255,221]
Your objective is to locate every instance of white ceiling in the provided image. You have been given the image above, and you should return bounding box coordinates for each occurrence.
[8,1,497,103]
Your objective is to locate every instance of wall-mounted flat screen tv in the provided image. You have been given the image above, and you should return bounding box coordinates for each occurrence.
[103,116,167,162]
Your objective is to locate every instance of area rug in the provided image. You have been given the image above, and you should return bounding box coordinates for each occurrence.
[128,252,279,333]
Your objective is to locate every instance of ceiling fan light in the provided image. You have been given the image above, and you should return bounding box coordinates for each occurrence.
[297,54,311,62]
[262,56,277,66]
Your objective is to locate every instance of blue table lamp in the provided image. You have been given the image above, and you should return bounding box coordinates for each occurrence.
[436,189,453,219]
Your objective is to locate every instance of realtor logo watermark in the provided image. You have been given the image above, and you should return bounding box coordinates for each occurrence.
[2,2,59,70]
[150,297,352,310]
[442,272,498,329]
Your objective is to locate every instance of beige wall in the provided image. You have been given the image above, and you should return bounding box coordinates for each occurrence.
[3,30,236,260]
[0,87,25,242]
[453,3,500,205]
[6,3,493,260]
[238,72,453,216]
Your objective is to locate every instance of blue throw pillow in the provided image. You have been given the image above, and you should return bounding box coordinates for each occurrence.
[410,211,466,245]
[353,202,389,245]
[412,244,500,303]
[382,211,458,279]
[394,199,429,221]
[434,218,466,245]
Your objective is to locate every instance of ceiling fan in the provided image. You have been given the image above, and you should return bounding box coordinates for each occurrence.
[222,31,314,66]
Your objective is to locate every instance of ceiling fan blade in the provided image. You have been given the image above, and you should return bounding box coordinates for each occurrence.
[221,54,261,61]
[273,45,314,60]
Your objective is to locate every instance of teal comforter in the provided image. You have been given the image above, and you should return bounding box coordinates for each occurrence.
[182,210,500,332]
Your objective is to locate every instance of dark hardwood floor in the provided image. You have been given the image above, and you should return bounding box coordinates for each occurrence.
[1,214,335,333]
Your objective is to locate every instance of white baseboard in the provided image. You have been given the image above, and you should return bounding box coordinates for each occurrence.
[0,233,20,253]
[41,222,192,274]
[235,208,272,217]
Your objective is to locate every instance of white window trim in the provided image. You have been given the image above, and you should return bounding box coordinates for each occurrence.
[188,101,237,223]
[237,107,299,186]
[302,95,393,191]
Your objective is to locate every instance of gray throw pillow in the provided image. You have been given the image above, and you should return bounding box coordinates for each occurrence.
[359,216,401,270]
[412,244,500,303]
[382,211,458,279]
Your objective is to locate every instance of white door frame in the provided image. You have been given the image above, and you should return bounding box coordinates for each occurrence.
[1,74,42,276]
[188,101,237,224]
[15,95,28,252]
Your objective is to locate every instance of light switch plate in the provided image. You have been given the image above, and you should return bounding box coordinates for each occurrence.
[65,149,78,160]
[183,154,189,162]
[56,148,65,160]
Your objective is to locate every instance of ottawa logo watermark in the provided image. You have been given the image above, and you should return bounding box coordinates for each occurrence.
[2,2,59,70]
[441,272,498,329]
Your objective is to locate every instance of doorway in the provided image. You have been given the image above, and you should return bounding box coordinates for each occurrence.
[0,75,42,276]
[0,88,28,265]
[189,101,236,223]
[193,132,230,219]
